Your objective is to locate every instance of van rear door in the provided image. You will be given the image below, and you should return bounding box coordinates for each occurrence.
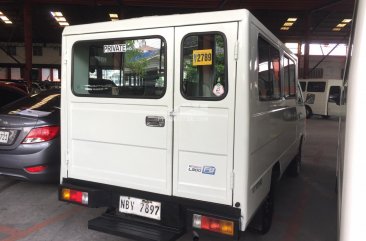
[66,28,174,195]
[173,23,238,205]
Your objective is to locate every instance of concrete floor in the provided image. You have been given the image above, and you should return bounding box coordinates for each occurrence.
[0,117,339,241]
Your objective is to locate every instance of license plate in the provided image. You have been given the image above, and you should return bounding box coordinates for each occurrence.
[0,131,9,144]
[119,196,161,220]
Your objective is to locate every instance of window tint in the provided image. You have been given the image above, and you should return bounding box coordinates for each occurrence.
[300,81,306,92]
[181,33,227,100]
[72,37,166,98]
[307,82,326,92]
[329,86,341,105]
[283,56,296,98]
[258,37,281,101]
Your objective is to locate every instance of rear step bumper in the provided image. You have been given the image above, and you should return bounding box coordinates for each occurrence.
[89,212,184,241]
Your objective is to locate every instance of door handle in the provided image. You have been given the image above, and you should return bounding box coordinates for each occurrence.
[146,116,165,127]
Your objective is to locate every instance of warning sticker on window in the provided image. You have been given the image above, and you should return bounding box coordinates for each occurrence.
[104,44,127,53]
[192,49,212,66]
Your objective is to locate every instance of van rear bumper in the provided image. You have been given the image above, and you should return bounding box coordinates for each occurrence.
[59,178,241,240]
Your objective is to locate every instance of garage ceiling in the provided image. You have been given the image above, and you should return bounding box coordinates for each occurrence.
[0,0,355,44]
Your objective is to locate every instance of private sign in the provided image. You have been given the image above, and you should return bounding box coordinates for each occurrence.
[104,44,127,53]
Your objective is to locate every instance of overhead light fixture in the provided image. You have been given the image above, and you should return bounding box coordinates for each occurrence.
[287,18,298,22]
[280,17,297,31]
[342,19,352,23]
[51,11,63,17]
[59,22,69,26]
[51,11,69,27]
[109,13,119,21]
[337,23,347,28]
[55,17,66,22]
[0,11,13,24]
[283,22,294,27]
[332,28,342,32]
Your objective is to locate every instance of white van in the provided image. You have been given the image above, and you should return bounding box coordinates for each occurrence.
[299,78,343,118]
[59,9,306,240]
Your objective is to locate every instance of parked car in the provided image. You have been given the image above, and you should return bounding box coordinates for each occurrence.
[0,89,61,182]
[0,82,28,107]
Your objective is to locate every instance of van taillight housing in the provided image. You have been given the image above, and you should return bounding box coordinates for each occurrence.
[22,126,60,144]
[192,214,234,236]
[61,188,89,205]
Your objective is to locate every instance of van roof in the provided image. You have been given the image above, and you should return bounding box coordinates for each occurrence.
[63,9,250,36]
[62,8,295,60]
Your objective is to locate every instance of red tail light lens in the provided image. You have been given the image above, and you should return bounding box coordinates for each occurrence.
[22,126,60,144]
[193,214,234,236]
[25,165,47,173]
[61,188,89,205]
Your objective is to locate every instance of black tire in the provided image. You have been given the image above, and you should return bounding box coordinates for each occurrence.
[249,188,274,234]
[288,142,302,177]
[321,115,330,119]
[305,105,312,119]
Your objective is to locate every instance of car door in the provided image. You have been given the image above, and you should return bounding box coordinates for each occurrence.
[172,22,238,205]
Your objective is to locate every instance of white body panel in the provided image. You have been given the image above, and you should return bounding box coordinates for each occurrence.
[300,78,343,116]
[61,9,305,232]
[339,1,366,241]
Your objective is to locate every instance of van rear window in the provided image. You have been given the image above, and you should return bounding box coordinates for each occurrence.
[72,37,166,98]
[307,82,326,92]
[181,33,227,100]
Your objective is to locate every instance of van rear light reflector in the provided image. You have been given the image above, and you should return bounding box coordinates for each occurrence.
[192,214,234,236]
[24,165,47,173]
[61,188,88,205]
[22,126,60,144]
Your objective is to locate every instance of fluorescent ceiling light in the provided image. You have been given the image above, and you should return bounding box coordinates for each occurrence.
[336,23,347,28]
[51,11,63,17]
[111,19,118,21]
[55,17,66,22]
[0,16,9,21]
[0,11,3,15]
[59,21,69,26]
[4,20,12,24]
[342,19,352,23]
[287,18,297,22]
[109,13,118,18]
[281,27,290,31]
[332,28,341,32]
[283,22,294,27]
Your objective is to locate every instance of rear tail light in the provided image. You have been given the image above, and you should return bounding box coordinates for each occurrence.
[61,188,89,205]
[22,126,60,144]
[24,165,47,173]
[192,214,234,236]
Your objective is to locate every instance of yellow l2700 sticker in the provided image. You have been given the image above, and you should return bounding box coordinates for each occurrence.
[192,49,212,66]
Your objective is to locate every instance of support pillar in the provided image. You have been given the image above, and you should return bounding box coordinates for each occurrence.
[23,0,32,89]
[303,12,311,79]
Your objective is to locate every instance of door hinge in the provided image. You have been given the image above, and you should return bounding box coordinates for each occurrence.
[230,172,235,189]
[234,41,239,61]
[63,58,67,65]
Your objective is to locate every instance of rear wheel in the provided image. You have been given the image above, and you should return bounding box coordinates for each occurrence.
[305,105,312,119]
[288,141,302,177]
[249,173,276,234]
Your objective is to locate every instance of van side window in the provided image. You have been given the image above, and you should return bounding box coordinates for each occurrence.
[258,37,281,101]
[283,56,296,98]
[72,37,166,98]
[307,82,326,92]
[300,81,306,92]
[181,33,227,100]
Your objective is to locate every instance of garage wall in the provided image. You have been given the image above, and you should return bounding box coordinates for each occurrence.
[299,55,346,79]
[0,44,61,65]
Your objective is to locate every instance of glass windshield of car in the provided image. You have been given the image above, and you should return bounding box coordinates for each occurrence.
[0,91,60,116]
